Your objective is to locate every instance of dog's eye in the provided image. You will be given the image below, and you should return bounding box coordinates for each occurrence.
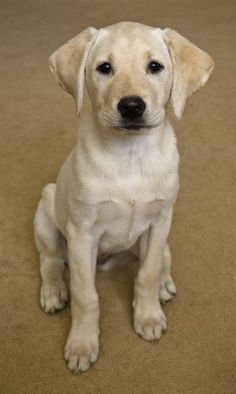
[96,62,112,74]
[148,61,164,73]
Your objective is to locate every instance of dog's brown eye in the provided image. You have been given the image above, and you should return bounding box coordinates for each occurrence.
[97,62,112,74]
[148,61,164,73]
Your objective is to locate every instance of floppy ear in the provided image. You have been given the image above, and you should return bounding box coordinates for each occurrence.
[49,27,97,115]
[164,29,214,119]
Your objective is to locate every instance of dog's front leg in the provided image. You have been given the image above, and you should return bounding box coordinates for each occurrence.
[133,208,173,341]
[65,228,99,374]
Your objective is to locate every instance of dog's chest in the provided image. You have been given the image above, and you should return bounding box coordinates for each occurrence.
[95,181,164,254]
[76,140,178,254]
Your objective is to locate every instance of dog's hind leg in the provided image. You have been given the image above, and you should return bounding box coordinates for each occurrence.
[159,243,176,303]
[34,184,68,313]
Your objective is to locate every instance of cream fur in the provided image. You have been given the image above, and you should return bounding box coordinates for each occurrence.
[34,21,214,374]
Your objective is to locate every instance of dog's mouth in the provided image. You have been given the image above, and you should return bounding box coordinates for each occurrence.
[121,124,144,131]
[114,123,153,133]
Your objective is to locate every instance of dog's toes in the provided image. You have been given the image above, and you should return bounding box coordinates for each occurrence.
[160,285,173,304]
[65,332,99,374]
[165,277,176,295]
[159,276,176,303]
[40,281,68,313]
[134,305,167,342]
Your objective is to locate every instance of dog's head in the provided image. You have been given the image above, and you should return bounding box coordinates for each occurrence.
[49,22,214,134]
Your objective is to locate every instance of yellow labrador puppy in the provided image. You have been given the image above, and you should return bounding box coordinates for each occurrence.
[34,22,214,373]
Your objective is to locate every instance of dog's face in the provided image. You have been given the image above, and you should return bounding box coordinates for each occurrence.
[85,24,172,134]
[50,22,214,134]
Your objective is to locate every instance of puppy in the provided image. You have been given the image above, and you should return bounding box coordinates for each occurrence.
[34,22,214,374]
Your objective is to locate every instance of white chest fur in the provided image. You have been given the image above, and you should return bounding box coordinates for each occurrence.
[79,147,177,255]
[57,120,179,254]
[96,197,164,255]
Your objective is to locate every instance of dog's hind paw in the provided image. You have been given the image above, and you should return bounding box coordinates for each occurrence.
[40,280,68,313]
[159,276,176,304]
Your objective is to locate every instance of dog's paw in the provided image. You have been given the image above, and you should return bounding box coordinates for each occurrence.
[65,330,99,374]
[133,304,167,341]
[40,280,68,313]
[159,276,176,304]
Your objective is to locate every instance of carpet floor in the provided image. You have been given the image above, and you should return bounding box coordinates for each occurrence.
[0,0,235,393]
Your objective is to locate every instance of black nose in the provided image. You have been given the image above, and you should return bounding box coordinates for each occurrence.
[117,96,146,120]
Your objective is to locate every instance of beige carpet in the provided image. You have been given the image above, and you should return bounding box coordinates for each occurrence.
[1,0,235,392]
